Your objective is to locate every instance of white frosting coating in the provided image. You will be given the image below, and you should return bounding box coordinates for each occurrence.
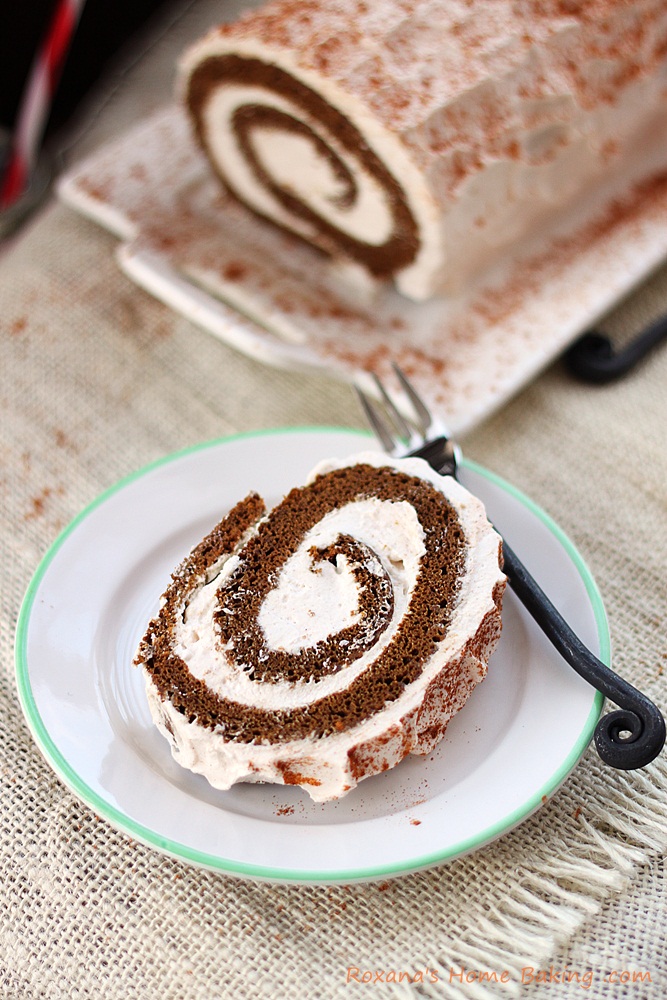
[180,1,667,300]
[141,452,506,801]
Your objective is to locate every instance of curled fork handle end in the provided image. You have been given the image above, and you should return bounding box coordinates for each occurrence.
[501,541,665,769]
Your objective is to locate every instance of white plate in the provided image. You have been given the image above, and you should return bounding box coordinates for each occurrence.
[57,106,667,436]
[16,428,606,883]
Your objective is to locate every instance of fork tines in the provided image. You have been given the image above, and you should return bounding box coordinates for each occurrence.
[354,364,439,455]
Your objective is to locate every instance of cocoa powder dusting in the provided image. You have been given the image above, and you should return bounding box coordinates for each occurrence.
[467,170,667,333]
[223,261,248,281]
[9,317,27,335]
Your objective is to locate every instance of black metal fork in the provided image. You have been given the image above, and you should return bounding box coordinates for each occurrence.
[355,363,665,770]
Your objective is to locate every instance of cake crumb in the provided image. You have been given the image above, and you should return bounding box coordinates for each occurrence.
[9,317,27,335]
[224,261,248,281]
[25,487,52,520]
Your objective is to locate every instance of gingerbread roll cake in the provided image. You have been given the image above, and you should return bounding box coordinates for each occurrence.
[135,453,505,802]
[179,0,667,300]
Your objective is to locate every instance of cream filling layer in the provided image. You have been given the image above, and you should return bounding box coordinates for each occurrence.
[202,85,395,245]
[174,497,425,707]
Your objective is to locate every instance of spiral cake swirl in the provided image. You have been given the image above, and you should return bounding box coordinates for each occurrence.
[136,453,505,801]
[179,0,667,301]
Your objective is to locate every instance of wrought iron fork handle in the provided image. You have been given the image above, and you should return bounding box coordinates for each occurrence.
[362,361,666,770]
[502,541,665,769]
[407,437,666,769]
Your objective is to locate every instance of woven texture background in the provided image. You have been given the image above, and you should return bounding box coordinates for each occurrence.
[2,2,667,997]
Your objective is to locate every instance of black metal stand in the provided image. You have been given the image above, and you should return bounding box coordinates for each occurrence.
[564,311,667,383]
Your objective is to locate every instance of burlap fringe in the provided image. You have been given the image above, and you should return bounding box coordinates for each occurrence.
[392,752,667,1000]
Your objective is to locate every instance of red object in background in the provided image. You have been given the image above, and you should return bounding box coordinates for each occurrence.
[0,158,27,211]
[0,0,85,208]
[0,0,173,210]
[44,0,79,92]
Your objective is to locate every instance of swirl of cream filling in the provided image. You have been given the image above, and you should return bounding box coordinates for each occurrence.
[145,459,474,744]
[186,55,419,277]
[137,455,505,800]
[176,496,423,700]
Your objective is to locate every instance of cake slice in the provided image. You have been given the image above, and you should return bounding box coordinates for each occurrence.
[135,453,505,802]
[179,0,667,301]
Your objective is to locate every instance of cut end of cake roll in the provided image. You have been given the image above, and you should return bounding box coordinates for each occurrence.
[178,0,667,302]
[135,453,506,802]
[178,11,446,301]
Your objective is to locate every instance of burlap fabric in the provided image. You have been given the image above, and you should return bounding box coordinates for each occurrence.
[2,2,666,997]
